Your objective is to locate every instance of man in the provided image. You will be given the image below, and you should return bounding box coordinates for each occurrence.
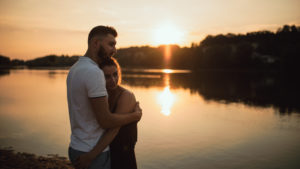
[67,26,142,169]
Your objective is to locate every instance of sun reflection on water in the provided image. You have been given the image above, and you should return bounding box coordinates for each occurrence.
[156,73,176,116]
[157,86,176,116]
[162,69,173,74]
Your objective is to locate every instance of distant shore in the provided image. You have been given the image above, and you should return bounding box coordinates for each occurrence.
[0,65,70,70]
[0,148,73,169]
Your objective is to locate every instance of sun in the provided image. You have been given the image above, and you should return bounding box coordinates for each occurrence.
[153,23,185,45]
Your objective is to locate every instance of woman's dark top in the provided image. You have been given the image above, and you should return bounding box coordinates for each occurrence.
[109,86,138,169]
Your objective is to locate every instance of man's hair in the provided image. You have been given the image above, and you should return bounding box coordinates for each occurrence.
[88,26,118,44]
[99,57,122,85]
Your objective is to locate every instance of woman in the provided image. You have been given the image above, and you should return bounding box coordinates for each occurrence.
[74,57,138,169]
[100,57,138,169]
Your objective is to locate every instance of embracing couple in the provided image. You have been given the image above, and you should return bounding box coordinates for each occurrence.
[67,26,142,169]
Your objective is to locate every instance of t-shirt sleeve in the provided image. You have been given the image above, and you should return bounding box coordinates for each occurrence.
[85,68,107,98]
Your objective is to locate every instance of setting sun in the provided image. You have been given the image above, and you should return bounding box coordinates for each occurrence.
[153,23,185,45]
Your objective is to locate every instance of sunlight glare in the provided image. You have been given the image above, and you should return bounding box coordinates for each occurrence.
[162,69,173,74]
[153,23,185,45]
[157,86,176,116]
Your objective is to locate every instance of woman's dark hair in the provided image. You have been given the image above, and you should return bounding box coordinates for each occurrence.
[99,57,122,85]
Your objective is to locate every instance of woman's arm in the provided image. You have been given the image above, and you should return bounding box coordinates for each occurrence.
[75,89,137,169]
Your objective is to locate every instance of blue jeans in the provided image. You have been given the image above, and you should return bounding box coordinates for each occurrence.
[68,147,111,169]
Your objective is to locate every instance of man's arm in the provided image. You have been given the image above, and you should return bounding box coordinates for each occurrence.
[75,91,138,169]
[89,90,138,155]
[89,95,141,129]
[74,128,119,169]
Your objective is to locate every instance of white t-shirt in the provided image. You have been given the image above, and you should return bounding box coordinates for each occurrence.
[67,56,108,152]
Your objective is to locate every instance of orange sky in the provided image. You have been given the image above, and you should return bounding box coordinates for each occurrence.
[0,0,300,60]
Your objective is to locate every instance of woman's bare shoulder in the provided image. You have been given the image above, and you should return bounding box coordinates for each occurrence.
[115,86,136,113]
[119,86,136,100]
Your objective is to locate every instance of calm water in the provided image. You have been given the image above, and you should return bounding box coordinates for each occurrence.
[0,69,300,169]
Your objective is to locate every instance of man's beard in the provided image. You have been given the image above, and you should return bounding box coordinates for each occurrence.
[97,46,111,61]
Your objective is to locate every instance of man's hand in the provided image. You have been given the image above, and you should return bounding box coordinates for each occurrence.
[134,101,143,121]
[74,152,94,169]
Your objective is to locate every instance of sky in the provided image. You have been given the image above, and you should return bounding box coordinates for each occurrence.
[0,0,300,60]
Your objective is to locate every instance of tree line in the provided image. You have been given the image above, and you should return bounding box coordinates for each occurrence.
[0,55,79,68]
[1,25,299,72]
[116,24,300,72]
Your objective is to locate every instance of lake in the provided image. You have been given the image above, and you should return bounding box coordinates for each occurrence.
[0,68,300,169]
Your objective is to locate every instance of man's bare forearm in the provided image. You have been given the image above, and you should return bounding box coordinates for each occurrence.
[89,97,141,129]
[75,128,120,168]
[88,128,119,159]
[100,111,140,129]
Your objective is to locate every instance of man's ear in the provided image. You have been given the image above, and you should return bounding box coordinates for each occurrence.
[90,37,101,49]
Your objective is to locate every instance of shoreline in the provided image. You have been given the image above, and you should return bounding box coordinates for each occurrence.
[0,148,73,169]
